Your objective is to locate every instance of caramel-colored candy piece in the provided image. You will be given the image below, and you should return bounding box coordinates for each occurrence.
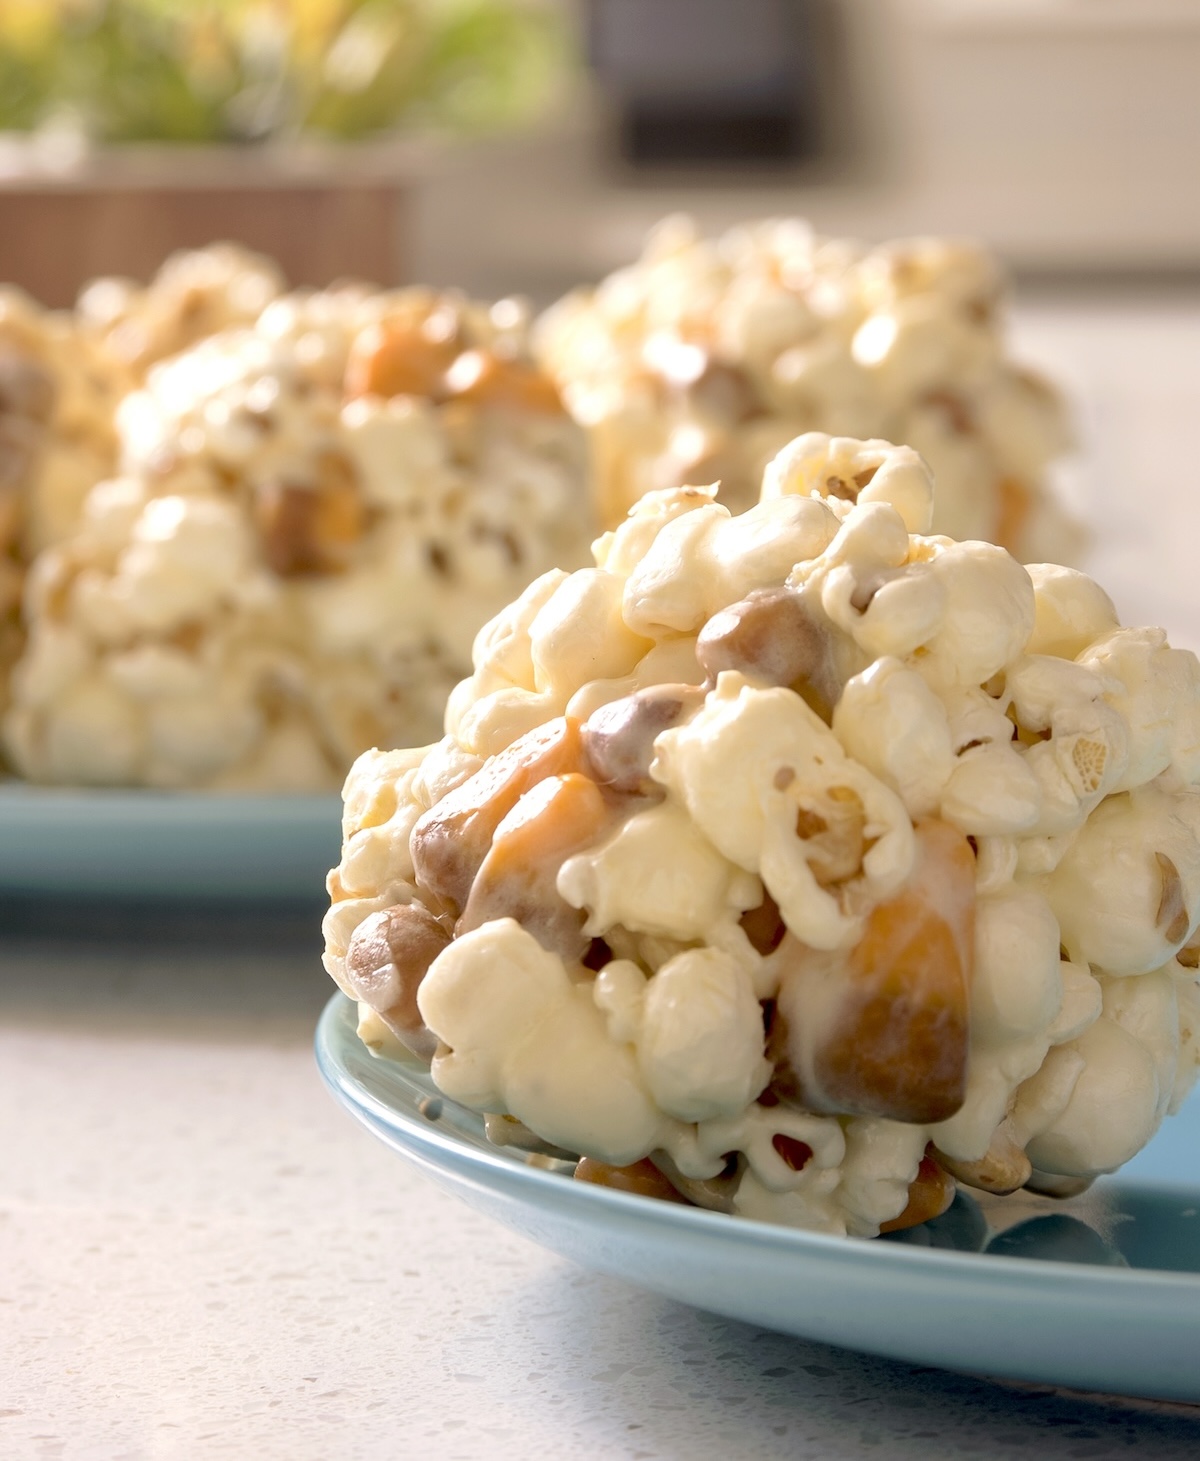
[574,1156,692,1204]
[697,587,840,722]
[458,772,613,961]
[411,717,586,915]
[344,903,452,1062]
[776,817,975,1124]
[256,452,365,576]
[344,315,460,401]
[581,683,703,795]
[878,1147,956,1233]
[443,348,565,415]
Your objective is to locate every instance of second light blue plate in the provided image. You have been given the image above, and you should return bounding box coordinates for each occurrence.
[0,782,342,899]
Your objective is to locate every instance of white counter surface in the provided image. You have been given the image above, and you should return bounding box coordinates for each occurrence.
[3,294,1200,1460]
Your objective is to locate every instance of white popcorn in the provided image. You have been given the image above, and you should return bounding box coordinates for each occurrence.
[832,658,955,817]
[558,800,759,943]
[636,947,771,1122]
[532,568,651,694]
[971,886,1064,1044]
[537,219,1080,562]
[1025,563,1119,659]
[918,540,1036,689]
[419,919,666,1165]
[940,741,1042,836]
[763,434,935,535]
[1079,627,1200,789]
[326,430,1200,1239]
[653,674,914,951]
[1024,1017,1162,1176]
[1041,782,1200,975]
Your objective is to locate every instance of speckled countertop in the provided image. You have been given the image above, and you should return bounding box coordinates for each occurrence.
[3,911,1199,1461]
[3,296,1200,1460]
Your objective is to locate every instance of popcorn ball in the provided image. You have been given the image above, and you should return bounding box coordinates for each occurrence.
[3,288,590,789]
[536,216,1079,563]
[324,431,1200,1238]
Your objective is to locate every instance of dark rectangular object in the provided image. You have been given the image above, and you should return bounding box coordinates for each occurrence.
[585,0,819,167]
[622,103,805,166]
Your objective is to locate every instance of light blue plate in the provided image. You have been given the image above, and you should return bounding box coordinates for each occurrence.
[0,781,342,898]
[316,992,1200,1402]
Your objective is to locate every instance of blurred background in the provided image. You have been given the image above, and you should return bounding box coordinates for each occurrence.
[1,0,1197,299]
[0,0,1197,635]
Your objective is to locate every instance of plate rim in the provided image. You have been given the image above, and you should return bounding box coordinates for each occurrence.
[0,779,343,816]
[0,780,344,898]
[314,992,1200,1295]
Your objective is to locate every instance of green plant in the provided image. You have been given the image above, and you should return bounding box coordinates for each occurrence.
[0,0,569,143]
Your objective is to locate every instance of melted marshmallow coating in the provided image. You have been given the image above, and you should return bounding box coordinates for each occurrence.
[324,431,1200,1237]
[4,286,591,789]
[535,216,1080,563]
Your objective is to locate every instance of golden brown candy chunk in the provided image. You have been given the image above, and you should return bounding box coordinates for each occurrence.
[574,1156,692,1204]
[344,313,460,401]
[774,817,975,1124]
[581,683,704,795]
[442,349,565,416]
[343,903,452,1062]
[411,717,587,915]
[458,772,613,961]
[256,452,365,577]
[878,1148,957,1233]
[696,587,840,722]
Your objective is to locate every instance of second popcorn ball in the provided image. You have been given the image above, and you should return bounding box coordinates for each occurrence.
[536,217,1078,561]
[324,431,1200,1238]
[4,289,590,788]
